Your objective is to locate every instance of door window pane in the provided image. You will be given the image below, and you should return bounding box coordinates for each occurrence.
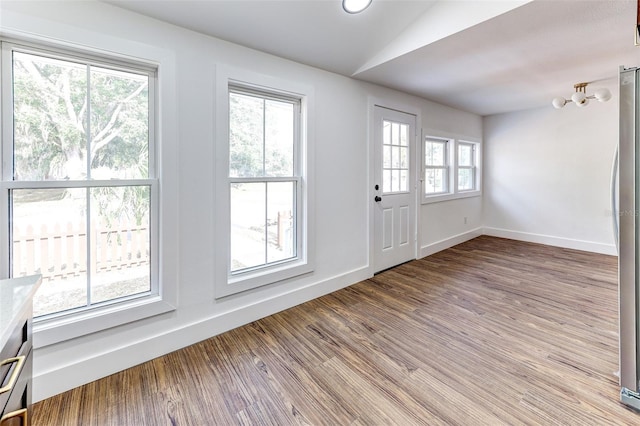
[399,147,408,169]
[391,146,400,168]
[383,145,391,168]
[382,120,410,194]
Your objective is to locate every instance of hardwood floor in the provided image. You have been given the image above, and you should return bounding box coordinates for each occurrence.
[32,236,640,425]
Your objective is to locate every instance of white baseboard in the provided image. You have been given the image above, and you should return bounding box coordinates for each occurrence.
[419,227,483,258]
[32,266,371,402]
[482,227,617,256]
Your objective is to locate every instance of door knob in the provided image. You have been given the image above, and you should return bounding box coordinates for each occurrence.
[375,196,382,202]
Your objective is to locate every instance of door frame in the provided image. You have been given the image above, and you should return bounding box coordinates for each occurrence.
[367,97,422,275]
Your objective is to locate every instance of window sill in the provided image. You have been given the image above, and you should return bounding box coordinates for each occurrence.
[33,295,175,348]
[217,259,314,299]
[422,189,481,205]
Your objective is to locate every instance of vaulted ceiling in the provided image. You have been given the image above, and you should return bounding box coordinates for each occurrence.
[105,0,640,116]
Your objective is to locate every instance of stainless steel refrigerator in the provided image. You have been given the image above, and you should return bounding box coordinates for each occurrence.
[619,65,640,410]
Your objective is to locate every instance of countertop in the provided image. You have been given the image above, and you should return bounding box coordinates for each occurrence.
[0,275,41,350]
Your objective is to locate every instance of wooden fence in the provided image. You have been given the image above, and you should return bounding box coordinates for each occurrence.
[12,221,149,282]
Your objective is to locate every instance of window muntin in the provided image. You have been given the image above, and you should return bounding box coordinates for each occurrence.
[457,142,476,191]
[4,44,156,319]
[424,138,449,195]
[228,87,300,275]
[382,120,409,194]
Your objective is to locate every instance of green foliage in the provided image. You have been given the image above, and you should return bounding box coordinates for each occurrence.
[229,92,294,178]
[12,52,150,223]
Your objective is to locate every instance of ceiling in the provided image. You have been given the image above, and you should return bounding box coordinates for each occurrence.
[105,0,640,116]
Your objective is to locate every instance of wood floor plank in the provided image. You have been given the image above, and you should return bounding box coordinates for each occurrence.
[32,236,640,425]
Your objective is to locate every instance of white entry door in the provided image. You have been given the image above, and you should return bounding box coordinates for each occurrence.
[373,106,416,273]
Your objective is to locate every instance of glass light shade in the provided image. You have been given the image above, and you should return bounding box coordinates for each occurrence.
[552,97,567,109]
[343,0,372,13]
[594,88,612,102]
[571,91,587,105]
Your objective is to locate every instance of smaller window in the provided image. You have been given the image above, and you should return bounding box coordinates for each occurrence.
[422,133,481,204]
[457,142,476,191]
[424,138,449,195]
[228,87,300,275]
[214,65,315,298]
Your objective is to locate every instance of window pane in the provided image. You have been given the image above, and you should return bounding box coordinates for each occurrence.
[265,99,294,177]
[425,141,445,167]
[383,121,391,145]
[391,122,399,145]
[399,170,408,192]
[230,182,266,271]
[399,146,408,169]
[399,124,408,146]
[383,145,391,168]
[459,143,473,167]
[90,186,151,304]
[392,169,400,192]
[425,169,446,194]
[229,93,264,177]
[391,146,400,168]
[383,169,392,193]
[90,67,149,179]
[458,168,474,191]
[266,182,295,263]
[12,188,88,316]
[13,52,87,181]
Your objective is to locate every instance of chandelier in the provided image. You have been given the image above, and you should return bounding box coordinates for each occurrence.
[552,82,612,109]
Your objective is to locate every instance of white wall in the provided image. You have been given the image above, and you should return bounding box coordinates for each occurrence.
[0,1,483,401]
[483,87,618,255]
[419,106,484,256]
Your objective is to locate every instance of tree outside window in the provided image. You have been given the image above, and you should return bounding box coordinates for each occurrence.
[6,47,156,317]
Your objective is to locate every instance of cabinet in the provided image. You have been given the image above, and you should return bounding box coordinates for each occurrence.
[0,276,41,426]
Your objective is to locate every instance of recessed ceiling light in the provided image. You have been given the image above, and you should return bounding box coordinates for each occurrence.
[343,0,372,14]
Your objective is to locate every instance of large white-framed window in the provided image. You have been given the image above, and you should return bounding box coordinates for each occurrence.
[214,66,314,298]
[1,39,173,346]
[422,131,481,203]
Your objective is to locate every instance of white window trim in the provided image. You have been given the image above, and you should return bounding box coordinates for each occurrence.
[214,65,315,298]
[0,35,177,348]
[421,129,482,204]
